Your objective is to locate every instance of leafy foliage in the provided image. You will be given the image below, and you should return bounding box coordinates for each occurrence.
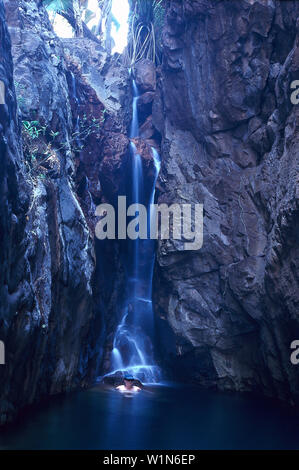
[71,114,102,151]
[22,120,58,176]
[22,121,46,140]
[22,114,103,177]
[43,0,73,13]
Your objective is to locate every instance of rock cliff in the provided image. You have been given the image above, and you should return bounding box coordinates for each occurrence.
[153,0,299,403]
[0,0,122,424]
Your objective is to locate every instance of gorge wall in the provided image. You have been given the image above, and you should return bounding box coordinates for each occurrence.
[0,0,132,424]
[153,0,299,404]
[0,0,99,425]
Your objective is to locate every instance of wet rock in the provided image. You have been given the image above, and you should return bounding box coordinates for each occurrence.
[139,115,155,140]
[0,0,102,425]
[62,37,131,208]
[135,59,156,92]
[153,0,299,404]
[137,91,155,119]
[101,374,143,389]
[99,133,129,201]
[131,137,155,170]
[138,91,155,107]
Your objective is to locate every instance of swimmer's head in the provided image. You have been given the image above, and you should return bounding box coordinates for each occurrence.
[123,375,135,389]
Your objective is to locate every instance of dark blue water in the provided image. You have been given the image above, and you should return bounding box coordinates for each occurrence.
[0,384,299,450]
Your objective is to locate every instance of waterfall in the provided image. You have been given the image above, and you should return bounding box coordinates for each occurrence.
[105,78,162,384]
[130,141,143,286]
[130,80,140,138]
[70,71,79,106]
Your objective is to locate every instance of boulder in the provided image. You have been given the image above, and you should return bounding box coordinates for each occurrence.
[135,59,156,92]
[139,115,155,140]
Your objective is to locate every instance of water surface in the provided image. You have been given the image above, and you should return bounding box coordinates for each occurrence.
[1,384,299,450]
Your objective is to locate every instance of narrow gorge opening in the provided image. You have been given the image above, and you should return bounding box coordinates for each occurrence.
[44,0,165,384]
[47,0,163,385]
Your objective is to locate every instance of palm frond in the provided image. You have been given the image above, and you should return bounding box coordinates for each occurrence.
[84,8,96,25]
[43,0,73,13]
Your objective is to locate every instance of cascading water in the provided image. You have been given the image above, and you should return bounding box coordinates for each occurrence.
[130,80,140,138]
[107,78,162,383]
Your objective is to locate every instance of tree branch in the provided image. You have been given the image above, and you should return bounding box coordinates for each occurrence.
[59,11,102,44]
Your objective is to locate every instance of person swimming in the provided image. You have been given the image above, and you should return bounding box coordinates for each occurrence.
[116,375,141,393]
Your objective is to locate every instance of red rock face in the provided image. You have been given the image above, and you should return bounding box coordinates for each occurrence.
[135,58,157,92]
[153,0,299,404]
[99,133,129,202]
[62,38,132,211]
[139,115,155,140]
[131,138,155,168]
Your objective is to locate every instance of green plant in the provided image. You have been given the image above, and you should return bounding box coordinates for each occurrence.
[22,121,47,140]
[70,114,102,151]
[22,120,59,179]
[100,109,107,123]
[50,130,60,139]
[22,112,103,180]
